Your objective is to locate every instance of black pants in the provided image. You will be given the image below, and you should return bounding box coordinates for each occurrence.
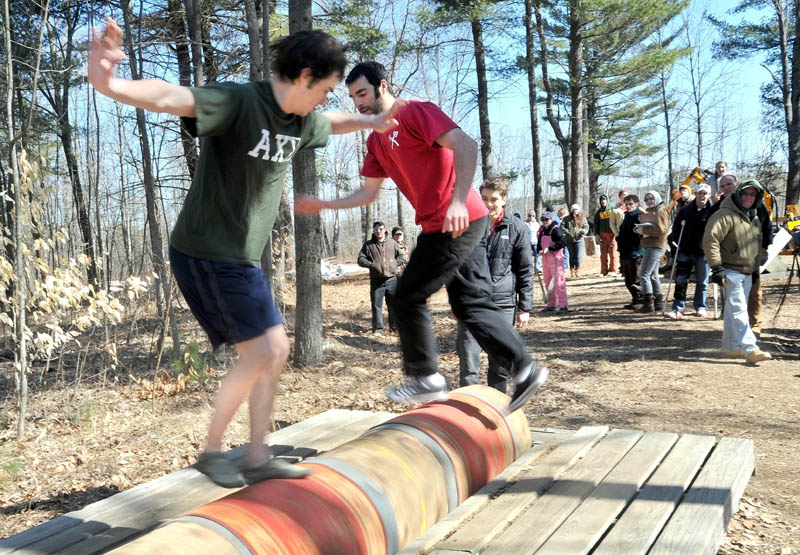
[620,257,642,301]
[389,217,529,377]
[370,276,397,331]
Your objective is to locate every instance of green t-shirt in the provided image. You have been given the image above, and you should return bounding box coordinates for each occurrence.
[169,81,331,265]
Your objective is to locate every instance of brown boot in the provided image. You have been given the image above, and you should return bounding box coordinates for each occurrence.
[638,294,655,313]
[653,294,664,311]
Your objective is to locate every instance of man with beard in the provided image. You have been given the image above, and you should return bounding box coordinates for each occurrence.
[295,61,547,412]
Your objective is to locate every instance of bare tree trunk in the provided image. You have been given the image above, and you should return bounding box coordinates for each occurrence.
[116,104,133,277]
[660,69,675,198]
[168,0,198,178]
[184,0,204,86]
[524,0,543,216]
[4,0,27,436]
[121,0,180,353]
[201,2,217,83]
[777,0,800,206]
[244,0,264,81]
[290,0,322,366]
[396,187,404,229]
[568,0,584,209]
[535,0,571,201]
[471,18,492,179]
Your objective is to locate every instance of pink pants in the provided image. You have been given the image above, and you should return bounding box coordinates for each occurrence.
[541,239,568,309]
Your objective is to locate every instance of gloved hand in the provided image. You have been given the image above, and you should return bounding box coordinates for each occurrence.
[710,267,726,287]
[758,248,769,267]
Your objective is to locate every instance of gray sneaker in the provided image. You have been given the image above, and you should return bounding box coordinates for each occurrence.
[242,457,310,484]
[195,452,245,488]
[387,375,447,404]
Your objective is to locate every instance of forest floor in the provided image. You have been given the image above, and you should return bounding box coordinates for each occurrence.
[1,252,799,553]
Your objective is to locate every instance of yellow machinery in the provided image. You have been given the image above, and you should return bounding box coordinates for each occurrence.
[667,167,708,214]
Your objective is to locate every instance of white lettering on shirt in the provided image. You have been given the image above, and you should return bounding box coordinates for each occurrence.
[271,134,301,162]
[247,130,302,162]
[388,131,400,149]
[247,129,272,159]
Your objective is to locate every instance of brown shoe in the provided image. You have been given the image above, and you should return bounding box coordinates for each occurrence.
[745,349,772,364]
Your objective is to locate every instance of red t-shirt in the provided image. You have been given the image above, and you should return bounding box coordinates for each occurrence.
[361,100,488,234]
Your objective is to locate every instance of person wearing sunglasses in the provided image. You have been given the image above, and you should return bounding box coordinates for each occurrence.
[703,179,772,364]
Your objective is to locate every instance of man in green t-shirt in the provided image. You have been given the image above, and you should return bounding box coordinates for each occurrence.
[89,17,403,488]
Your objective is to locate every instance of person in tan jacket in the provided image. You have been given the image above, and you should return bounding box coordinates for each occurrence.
[634,190,670,312]
[703,179,772,364]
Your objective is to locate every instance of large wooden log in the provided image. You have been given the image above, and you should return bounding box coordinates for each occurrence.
[111,385,530,554]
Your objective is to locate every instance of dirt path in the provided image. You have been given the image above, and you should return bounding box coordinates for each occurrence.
[2,254,799,553]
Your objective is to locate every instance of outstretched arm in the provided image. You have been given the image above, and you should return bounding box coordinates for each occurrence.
[324,100,407,135]
[434,128,478,238]
[295,177,384,214]
[89,17,195,117]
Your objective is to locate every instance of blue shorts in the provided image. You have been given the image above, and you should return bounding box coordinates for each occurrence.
[169,246,283,349]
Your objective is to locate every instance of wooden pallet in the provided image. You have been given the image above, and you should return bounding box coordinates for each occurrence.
[405,427,755,555]
[1,414,754,555]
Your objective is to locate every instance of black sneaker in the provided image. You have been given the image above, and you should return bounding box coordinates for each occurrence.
[507,360,549,413]
[195,452,245,488]
[242,457,310,484]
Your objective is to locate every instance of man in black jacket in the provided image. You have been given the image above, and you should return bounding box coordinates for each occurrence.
[666,184,713,318]
[358,221,407,333]
[456,178,533,393]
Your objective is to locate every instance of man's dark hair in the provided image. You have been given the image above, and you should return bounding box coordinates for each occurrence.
[480,177,509,198]
[392,226,403,236]
[373,221,385,230]
[623,194,639,203]
[270,30,347,84]
[345,61,393,95]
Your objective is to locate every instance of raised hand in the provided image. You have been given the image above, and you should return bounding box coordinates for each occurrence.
[88,17,126,93]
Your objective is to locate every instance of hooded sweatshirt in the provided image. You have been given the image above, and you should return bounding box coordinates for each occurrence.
[702,179,764,274]
[593,195,613,234]
[639,190,670,249]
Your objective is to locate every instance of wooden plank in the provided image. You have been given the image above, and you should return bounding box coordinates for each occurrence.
[431,426,609,554]
[482,429,643,555]
[397,428,575,555]
[649,437,756,555]
[535,432,678,555]
[0,408,342,552]
[593,434,716,555]
[67,410,391,555]
[1,410,391,555]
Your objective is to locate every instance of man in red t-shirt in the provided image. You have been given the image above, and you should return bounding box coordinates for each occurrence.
[296,62,547,412]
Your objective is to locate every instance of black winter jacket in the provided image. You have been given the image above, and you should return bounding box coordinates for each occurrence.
[669,200,712,257]
[487,215,534,312]
[616,207,644,259]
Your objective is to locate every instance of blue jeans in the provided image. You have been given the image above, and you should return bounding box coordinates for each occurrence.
[370,276,397,331]
[640,247,665,296]
[531,245,542,273]
[456,306,515,393]
[566,241,582,270]
[670,253,709,312]
[722,269,757,354]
